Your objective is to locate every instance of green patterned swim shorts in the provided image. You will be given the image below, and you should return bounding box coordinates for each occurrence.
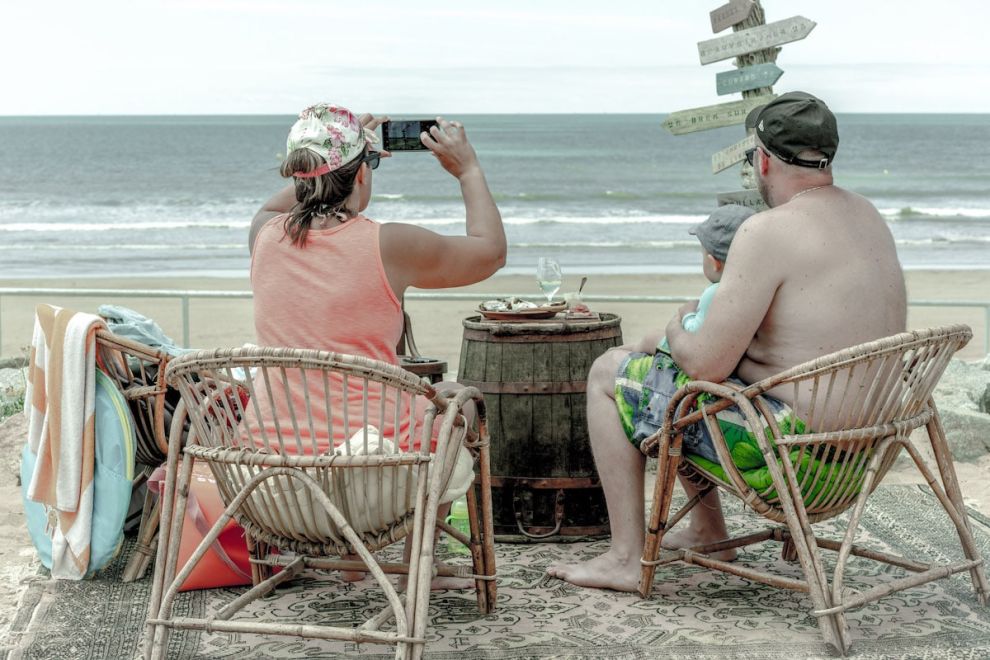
[614,351,800,467]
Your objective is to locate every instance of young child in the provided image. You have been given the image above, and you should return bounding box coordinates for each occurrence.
[658,203,754,353]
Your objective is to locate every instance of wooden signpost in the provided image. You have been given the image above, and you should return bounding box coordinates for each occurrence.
[661,1,816,212]
[716,189,764,210]
[716,62,783,96]
[711,135,755,174]
[697,16,816,65]
[710,0,754,33]
[662,94,772,136]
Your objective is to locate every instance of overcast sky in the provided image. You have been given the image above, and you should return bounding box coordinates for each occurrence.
[2,0,988,115]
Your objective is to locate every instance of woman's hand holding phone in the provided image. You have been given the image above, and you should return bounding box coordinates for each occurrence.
[422,117,481,181]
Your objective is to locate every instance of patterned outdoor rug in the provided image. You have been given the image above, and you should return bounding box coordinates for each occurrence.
[6,485,990,659]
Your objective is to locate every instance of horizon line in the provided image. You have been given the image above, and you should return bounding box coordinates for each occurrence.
[3,110,990,119]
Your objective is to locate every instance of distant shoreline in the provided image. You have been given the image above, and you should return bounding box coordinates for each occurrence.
[2,112,990,120]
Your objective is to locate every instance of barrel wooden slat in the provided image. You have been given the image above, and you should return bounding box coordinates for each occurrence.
[502,340,536,473]
[459,314,622,541]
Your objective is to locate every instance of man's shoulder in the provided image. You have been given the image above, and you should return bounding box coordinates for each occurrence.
[727,207,785,247]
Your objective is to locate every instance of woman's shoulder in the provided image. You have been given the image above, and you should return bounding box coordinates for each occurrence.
[260,213,288,232]
[249,212,287,252]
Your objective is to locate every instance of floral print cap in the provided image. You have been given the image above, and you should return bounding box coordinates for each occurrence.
[286,103,379,176]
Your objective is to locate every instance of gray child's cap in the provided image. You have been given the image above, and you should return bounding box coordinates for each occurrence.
[689,204,755,262]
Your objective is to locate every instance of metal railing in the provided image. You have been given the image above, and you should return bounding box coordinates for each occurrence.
[1,287,988,356]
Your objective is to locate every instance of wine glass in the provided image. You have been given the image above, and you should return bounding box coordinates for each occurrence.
[536,257,562,305]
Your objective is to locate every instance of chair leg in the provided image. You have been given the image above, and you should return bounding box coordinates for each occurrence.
[144,415,188,660]
[772,470,851,655]
[927,413,990,604]
[124,490,160,582]
[465,484,486,610]
[780,502,851,655]
[638,436,682,597]
[406,492,433,660]
[246,537,273,586]
[148,451,196,660]
[780,537,798,562]
[474,437,497,612]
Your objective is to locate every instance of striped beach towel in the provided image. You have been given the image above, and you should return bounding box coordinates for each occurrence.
[24,304,107,579]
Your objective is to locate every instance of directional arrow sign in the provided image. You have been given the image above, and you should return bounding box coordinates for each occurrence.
[710,0,754,34]
[698,16,816,65]
[712,135,756,173]
[662,94,773,136]
[716,63,784,96]
[717,189,766,211]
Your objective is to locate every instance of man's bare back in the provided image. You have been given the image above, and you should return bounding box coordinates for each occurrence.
[735,186,906,397]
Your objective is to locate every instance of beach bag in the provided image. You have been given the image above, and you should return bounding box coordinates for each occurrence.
[149,461,253,592]
[20,370,136,574]
[97,304,194,359]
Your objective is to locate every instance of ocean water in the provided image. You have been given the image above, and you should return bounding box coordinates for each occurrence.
[0,114,988,279]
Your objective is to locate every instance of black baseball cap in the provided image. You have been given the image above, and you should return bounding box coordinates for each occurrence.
[746,91,838,169]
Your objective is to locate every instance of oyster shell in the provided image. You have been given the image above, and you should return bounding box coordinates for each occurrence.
[481,296,539,311]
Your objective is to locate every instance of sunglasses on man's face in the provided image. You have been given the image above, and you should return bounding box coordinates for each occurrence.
[744,147,758,167]
[362,151,381,170]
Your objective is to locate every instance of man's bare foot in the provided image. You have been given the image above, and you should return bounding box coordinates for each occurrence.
[546,550,640,592]
[660,527,737,562]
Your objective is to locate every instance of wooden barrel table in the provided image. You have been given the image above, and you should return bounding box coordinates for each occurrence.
[458,313,622,542]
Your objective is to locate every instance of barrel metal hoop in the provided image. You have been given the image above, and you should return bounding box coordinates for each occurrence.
[458,379,587,395]
[461,327,621,343]
[486,475,601,489]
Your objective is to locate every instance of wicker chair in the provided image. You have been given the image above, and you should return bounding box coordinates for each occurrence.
[94,329,173,582]
[638,325,989,656]
[144,347,496,660]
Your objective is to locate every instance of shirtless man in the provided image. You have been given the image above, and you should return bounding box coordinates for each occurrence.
[547,91,907,592]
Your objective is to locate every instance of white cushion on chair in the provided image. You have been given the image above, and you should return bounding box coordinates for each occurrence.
[334,426,474,533]
[243,426,473,540]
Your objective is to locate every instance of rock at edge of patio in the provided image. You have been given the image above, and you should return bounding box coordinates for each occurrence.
[0,356,28,370]
[0,367,27,413]
[933,359,990,462]
[0,412,26,486]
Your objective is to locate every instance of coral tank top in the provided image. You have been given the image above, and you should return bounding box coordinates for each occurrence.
[252,214,402,360]
[250,214,427,452]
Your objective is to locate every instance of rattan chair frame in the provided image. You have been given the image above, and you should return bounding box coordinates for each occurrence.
[143,347,496,660]
[638,325,989,656]
[94,329,172,582]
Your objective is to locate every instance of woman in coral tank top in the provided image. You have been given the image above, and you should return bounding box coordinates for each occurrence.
[250,103,504,446]
[249,103,505,587]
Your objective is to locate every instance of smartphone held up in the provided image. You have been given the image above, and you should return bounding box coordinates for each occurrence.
[381,119,438,152]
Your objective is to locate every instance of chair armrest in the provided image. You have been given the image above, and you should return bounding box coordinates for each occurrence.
[426,385,488,501]
[639,379,782,502]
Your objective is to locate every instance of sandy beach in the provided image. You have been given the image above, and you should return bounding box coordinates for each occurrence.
[2,269,989,655]
[1,269,987,367]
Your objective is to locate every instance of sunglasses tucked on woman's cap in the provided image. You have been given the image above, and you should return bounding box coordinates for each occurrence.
[286,103,379,178]
[746,91,839,169]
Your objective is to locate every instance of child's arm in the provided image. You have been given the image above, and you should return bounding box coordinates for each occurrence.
[680,283,720,333]
[632,331,665,354]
